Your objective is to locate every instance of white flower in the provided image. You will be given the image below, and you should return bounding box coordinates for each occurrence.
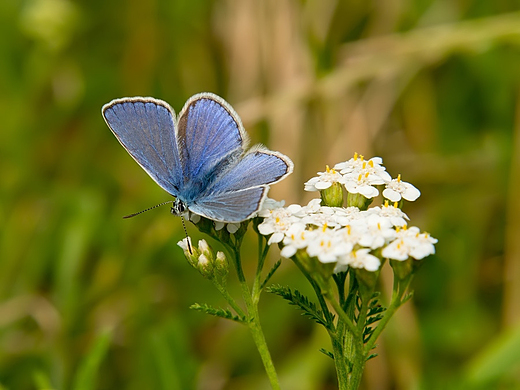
[335,248,381,273]
[358,214,396,249]
[383,174,421,202]
[408,231,437,259]
[304,165,343,191]
[381,237,411,261]
[306,227,353,263]
[301,206,343,228]
[343,171,384,198]
[292,198,322,217]
[370,202,409,227]
[334,221,368,247]
[331,206,362,226]
[382,226,437,260]
[258,207,298,244]
[334,153,376,174]
[257,197,286,216]
[280,223,315,258]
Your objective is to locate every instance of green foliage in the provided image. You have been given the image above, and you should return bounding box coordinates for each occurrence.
[190,303,246,323]
[319,348,335,360]
[260,259,282,291]
[267,285,333,328]
[363,293,385,343]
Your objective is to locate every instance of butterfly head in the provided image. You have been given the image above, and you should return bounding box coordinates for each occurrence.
[171,197,189,217]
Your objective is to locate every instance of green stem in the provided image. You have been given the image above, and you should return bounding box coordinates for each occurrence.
[247,304,281,390]
[327,293,365,390]
[330,327,350,390]
[324,291,360,338]
[252,235,270,302]
[213,282,246,319]
[226,243,281,389]
[291,255,334,326]
[364,275,413,355]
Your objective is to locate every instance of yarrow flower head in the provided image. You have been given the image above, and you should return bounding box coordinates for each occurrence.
[257,153,437,276]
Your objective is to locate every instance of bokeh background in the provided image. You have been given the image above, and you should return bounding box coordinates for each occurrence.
[2,0,520,389]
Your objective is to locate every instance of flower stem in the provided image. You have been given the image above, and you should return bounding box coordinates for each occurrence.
[247,304,281,390]
[226,243,281,389]
[212,282,246,319]
[324,290,360,338]
[364,274,413,355]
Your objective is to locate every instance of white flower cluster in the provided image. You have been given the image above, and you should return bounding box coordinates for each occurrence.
[304,153,420,202]
[258,154,437,273]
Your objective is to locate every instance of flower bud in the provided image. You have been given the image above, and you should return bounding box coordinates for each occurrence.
[197,253,214,278]
[198,239,212,259]
[177,237,199,265]
[346,191,373,210]
[320,181,344,207]
[214,251,229,279]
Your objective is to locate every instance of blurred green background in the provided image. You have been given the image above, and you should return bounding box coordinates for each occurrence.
[2,0,520,389]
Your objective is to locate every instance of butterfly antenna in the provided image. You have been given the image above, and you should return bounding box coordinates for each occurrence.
[123,200,174,219]
[180,216,192,254]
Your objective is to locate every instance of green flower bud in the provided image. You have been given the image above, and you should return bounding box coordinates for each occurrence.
[197,253,215,278]
[215,251,229,279]
[346,191,373,210]
[320,181,344,207]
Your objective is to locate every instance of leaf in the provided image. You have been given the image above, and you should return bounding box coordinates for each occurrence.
[190,303,246,323]
[260,259,282,291]
[267,285,333,328]
[366,353,378,361]
[319,348,335,360]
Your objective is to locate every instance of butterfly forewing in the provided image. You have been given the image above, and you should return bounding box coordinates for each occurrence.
[177,94,246,195]
[102,98,183,196]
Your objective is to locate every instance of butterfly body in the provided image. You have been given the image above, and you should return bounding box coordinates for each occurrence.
[102,93,293,223]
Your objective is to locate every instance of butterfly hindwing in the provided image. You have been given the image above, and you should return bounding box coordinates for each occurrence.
[207,149,293,194]
[190,186,268,223]
[102,98,183,196]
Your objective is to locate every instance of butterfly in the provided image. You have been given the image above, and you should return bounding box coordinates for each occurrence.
[102,92,293,223]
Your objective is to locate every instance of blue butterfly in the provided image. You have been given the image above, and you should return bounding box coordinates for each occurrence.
[102,93,293,223]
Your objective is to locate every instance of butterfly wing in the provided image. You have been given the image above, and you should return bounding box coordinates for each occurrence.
[190,149,293,222]
[190,187,268,223]
[102,97,183,196]
[175,93,248,202]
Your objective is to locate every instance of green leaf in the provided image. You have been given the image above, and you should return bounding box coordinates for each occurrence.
[319,348,335,360]
[267,285,333,328]
[260,259,282,291]
[190,303,246,323]
[366,353,378,361]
